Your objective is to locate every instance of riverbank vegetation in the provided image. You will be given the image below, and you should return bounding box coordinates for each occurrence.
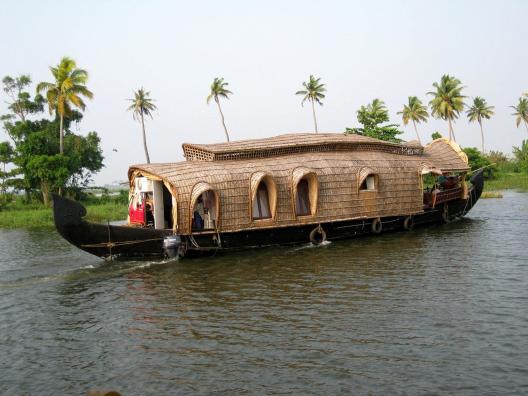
[0,191,128,229]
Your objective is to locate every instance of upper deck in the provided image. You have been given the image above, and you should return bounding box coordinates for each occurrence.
[182,133,424,162]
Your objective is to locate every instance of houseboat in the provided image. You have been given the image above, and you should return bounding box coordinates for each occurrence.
[53,133,484,259]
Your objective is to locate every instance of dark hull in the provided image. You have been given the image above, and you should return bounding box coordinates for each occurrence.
[52,170,484,259]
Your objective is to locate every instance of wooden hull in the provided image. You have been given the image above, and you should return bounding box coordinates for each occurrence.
[52,170,484,260]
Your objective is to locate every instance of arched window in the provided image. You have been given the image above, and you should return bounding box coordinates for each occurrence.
[292,168,318,217]
[252,181,271,219]
[358,167,378,192]
[190,182,219,231]
[295,179,311,215]
[250,172,277,221]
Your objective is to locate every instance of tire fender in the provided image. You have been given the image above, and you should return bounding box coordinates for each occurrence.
[309,225,326,245]
[371,218,382,234]
[403,216,414,231]
[442,204,449,223]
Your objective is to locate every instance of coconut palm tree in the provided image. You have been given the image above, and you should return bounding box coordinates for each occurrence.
[207,77,232,142]
[466,97,495,152]
[397,96,428,144]
[36,57,93,154]
[127,88,157,164]
[427,75,465,142]
[295,75,326,133]
[511,97,528,136]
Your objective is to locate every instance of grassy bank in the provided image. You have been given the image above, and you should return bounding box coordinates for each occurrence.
[484,172,528,192]
[0,201,128,229]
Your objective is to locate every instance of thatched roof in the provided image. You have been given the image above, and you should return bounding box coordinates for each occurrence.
[183,133,424,161]
[128,134,469,234]
[423,138,469,172]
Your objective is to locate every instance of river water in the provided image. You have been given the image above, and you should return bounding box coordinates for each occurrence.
[0,192,527,395]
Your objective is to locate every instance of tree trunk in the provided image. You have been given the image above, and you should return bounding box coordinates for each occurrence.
[412,120,421,144]
[59,114,64,154]
[524,120,528,136]
[479,120,485,153]
[448,118,456,142]
[140,112,151,163]
[58,114,64,196]
[311,100,318,133]
[41,181,50,206]
[216,98,230,142]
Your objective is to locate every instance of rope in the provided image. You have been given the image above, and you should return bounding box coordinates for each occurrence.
[81,237,164,248]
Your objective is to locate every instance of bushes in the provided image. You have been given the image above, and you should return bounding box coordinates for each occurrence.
[463,147,495,178]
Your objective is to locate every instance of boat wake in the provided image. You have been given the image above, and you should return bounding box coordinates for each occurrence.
[290,240,332,252]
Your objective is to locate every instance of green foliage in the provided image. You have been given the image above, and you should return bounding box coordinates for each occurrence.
[512,140,528,172]
[467,97,494,123]
[431,131,443,140]
[2,75,44,121]
[463,147,495,179]
[345,98,403,142]
[0,198,127,229]
[511,97,528,131]
[428,75,465,141]
[295,75,326,106]
[2,73,104,205]
[428,75,465,121]
[36,57,93,154]
[485,173,528,192]
[397,96,428,126]
[127,88,157,163]
[127,88,157,119]
[207,77,233,141]
[207,77,233,104]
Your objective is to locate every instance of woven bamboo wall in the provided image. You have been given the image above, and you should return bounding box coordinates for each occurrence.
[129,137,469,234]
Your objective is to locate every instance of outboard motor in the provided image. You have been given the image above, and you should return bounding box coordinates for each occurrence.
[163,235,181,258]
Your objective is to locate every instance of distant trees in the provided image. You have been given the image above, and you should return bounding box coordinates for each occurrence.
[1,72,103,205]
[36,57,93,155]
[207,77,232,142]
[295,75,326,133]
[2,75,44,121]
[511,97,528,135]
[466,97,494,152]
[345,99,403,142]
[428,75,465,142]
[397,96,428,144]
[127,88,157,164]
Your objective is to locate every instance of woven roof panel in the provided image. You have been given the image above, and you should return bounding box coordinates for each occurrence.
[183,133,424,161]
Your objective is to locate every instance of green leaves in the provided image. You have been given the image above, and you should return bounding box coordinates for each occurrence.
[467,97,494,123]
[398,96,428,125]
[295,75,326,106]
[428,74,465,121]
[207,77,232,104]
[127,88,157,120]
[36,57,93,119]
[511,97,528,129]
[346,98,403,143]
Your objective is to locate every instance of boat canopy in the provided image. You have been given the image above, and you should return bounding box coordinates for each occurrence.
[129,133,469,234]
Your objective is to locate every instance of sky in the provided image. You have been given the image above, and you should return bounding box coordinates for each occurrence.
[1,0,527,185]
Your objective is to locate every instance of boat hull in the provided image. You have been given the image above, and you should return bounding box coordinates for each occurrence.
[52,170,484,259]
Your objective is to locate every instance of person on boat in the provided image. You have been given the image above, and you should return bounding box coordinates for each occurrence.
[193,196,205,230]
[145,193,154,226]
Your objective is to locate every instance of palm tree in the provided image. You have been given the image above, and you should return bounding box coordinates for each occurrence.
[295,75,326,133]
[427,75,465,142]
[36,57,93,154]
[127,88,157,163]
[397,96,428,144]
[466,97,495,152]
[207,77,232,142]
[511,97,528,136]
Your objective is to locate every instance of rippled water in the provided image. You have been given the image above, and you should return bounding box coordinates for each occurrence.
[1,192,527,395]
